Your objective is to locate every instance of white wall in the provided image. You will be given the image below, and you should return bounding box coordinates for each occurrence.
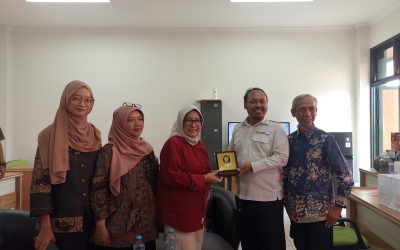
[0,25,12,160]
[4,28,355,164]
[369,6,400,47]
[354,25,371,180]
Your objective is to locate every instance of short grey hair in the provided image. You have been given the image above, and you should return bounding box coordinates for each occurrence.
[291,94,317,111]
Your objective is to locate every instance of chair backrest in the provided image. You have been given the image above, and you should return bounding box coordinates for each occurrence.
[333,217,370,250]
[0,209,36,250]
[0,209,60,250]
[209,185,239,250]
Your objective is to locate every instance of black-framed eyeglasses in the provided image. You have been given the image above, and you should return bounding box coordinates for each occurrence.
[184,119,203,126]
[123,102,142,109]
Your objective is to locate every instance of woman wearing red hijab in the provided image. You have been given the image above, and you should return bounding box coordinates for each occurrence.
[91,103,159,250]
[30,80,102,250]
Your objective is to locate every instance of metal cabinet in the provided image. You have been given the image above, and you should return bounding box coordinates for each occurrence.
[200,99,222,170]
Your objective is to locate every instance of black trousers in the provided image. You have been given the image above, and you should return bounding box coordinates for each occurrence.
[290,220,333,250]
[54,232,96,250]
[236,198,286,250]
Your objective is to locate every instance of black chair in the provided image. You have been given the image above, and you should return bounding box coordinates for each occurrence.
[204,185,239,250]
[0,209,59,250]
[333,217,370,250]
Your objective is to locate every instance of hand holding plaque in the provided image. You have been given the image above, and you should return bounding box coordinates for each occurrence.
[215,151,239,177]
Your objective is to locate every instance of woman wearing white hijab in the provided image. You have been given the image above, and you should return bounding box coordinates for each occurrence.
[157,106,222,250]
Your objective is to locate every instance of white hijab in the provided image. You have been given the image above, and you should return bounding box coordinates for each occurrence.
[170,106,203,145]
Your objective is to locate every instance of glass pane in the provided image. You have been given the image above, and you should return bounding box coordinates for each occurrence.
[377,47,394,80]
[378,79,400,155]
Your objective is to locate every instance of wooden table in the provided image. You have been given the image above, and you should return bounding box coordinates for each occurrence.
[6,166,33,211]
[349,188,400,249]
[0,172,23,210]
[359,168,377,188]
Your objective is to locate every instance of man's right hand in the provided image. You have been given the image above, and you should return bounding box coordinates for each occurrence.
[238,163,253,177]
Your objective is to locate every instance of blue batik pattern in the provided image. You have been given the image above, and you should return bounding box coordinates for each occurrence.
[283,125,353,223]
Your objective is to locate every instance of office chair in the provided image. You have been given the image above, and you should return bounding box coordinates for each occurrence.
[0,209,59,250]
[333,217,370,250]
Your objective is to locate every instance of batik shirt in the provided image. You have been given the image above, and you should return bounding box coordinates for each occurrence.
[91,144,159,248]
[30,147,98,233]
[283,125,353,223]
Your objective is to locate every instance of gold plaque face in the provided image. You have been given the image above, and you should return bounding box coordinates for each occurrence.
[215,151,239,177]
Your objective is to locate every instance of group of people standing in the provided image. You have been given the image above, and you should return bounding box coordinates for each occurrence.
[25,80,353,250]
[29,80,221,250]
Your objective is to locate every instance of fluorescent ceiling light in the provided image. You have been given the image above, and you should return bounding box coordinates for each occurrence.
[26,0,110,2]
[231,0,313,2]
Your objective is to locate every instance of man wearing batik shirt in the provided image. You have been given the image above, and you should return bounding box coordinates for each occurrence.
[283,94,353,250]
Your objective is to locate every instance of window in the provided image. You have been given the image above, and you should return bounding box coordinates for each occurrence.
[370,34,400,160]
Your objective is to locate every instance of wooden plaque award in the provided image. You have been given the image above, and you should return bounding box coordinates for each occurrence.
[215,151,239,177]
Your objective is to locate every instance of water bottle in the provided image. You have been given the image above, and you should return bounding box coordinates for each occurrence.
[165,228,176,250]
[133,235,145,250]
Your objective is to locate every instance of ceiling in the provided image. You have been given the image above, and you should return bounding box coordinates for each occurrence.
[0,0,399,29]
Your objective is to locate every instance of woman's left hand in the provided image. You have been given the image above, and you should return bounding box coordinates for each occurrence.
[94,220,111,246]
[204,171,223,184]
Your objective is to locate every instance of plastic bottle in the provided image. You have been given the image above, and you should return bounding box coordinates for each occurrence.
[133,235,145,250]
[165,228,176,250]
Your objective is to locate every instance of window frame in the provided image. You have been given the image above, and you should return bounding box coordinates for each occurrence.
[370,33,400,163]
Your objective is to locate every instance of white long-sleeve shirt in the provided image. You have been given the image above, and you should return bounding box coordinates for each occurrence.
[227,117,289,201]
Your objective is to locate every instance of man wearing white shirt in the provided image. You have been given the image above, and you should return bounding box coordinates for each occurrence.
[227,87,289,250]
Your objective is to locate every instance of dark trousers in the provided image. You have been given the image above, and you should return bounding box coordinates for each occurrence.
[290,220,333,250]
[54,232,96,250]
[236,198,286,250]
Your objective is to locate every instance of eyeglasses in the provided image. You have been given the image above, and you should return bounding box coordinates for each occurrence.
[184,119,203,126]
[123,102,142,109]
[71,95,95,105]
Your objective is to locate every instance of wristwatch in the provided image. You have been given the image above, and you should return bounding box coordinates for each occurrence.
[335,202,346,208]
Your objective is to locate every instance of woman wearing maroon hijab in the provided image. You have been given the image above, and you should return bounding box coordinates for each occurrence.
[91,103,159,250]
[30,80,102,250]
